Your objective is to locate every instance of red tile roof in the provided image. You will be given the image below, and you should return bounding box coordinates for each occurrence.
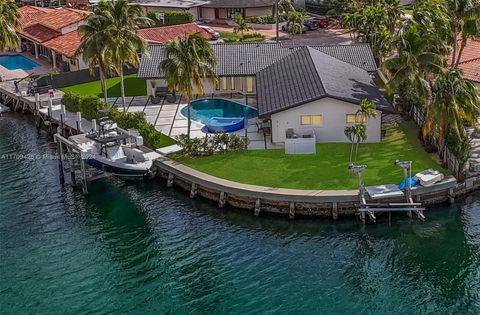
[38,8,89,31]
[44,31,83,58]
[19,5,54,28]
[21,24,61,43]
[451,37,480,83]
[136,23,209,44]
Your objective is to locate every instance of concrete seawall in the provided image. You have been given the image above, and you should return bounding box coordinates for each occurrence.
[153,158,479,220]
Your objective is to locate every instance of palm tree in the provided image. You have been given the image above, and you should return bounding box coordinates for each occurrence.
[233,14,252,41]
[384,23,444,103]
[423,68,480,148]
[77,1,112,102]
[447,0,480,68]
[0,0,21,52]
[103,0,152,111]
[159,33,217,139]
[344,124,367,163]
[286,11,304,44]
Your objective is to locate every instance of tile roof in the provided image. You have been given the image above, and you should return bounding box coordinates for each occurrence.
[450,37,480,83]
[137,23,209,44]
[37,8,89,31]
[256,47,391,116]
[203,0,275,8]
[19,5,54,28]
[310,45,378,72]
[256,48,325,116]
[138,42,378,78]
[44,31,83,58]
[20,24,61,43]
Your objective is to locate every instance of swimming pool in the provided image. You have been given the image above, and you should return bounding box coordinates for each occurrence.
[181,98,258,125]
[0,54,40,70]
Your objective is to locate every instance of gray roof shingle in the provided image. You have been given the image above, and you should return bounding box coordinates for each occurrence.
[256,47,392,116]
[138,42,378,78]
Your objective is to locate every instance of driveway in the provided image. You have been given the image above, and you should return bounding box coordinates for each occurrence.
[208,24,353,45]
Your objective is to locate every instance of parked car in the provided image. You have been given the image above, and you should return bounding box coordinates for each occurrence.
[303,18,319,31]
[309,16,329,28]
[198,25,220,40]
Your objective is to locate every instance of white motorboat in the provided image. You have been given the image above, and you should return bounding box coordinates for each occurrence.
[68,117,159,176]
[414,169,444,187]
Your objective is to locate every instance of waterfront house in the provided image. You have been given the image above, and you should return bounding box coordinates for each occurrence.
[138,42,393,144]
[14,6,208,73]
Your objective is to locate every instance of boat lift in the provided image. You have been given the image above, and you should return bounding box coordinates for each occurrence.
[349,161,426,224]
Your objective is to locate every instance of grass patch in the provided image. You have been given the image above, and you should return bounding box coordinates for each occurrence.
[402,9,413,15]
[171,121,446,190]
[61,73,147,97]
[219,31,266,43]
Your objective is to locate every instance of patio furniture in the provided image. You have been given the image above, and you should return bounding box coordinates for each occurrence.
[155,87,176,103]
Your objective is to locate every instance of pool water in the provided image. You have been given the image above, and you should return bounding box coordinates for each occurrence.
[181,98,258,125]
[0,54,39,70]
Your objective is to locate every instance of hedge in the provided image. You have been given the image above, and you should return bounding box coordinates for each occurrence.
[146,11,194,27]
[220,32,266,43]
[61,92,176,148]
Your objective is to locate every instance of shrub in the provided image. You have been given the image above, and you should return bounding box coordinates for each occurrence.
[146,11,194,27]
[61,92,175,148]
[220,32,265,43]
[245,15,286,24]
[176,133,249,157]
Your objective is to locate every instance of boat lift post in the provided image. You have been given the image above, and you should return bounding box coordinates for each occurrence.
[348,164,373,223]
[394,160,425,221]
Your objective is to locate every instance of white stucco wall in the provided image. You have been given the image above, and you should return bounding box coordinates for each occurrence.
[270,97,382,143]
[245,6,273,17]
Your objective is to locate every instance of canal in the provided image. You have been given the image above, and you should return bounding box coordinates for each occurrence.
[1,113,479,314]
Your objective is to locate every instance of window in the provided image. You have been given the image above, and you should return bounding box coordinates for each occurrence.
[346,114,366,123]
[222,77,228,90]
[230,77,235,90]
[227,8,245,19]
[246,77,254,93]
[300,115,323,126]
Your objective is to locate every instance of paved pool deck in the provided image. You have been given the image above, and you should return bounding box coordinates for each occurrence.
[106,94,283,150]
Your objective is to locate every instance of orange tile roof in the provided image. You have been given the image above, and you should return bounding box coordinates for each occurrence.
[20,24,61,43]
[38,8,89,31]
[44,31,83,58]
[136,23,209,44]
[19,5,54,28]
[450,37,480,83]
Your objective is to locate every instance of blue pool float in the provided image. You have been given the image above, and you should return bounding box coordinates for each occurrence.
[206,117,245,133]
[399,177,419,190]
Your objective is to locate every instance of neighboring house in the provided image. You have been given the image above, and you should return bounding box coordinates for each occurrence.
[450,37,480,90]
[138,42,392,144]
[133,0,209,21]
[132,0,276,23]
[16,6,208,72]
[137,23,210,44]
[18,5,90,71]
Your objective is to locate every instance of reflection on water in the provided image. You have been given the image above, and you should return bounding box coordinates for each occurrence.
[1,113,479,314]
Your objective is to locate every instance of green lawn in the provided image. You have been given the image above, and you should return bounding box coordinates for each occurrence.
[61,73,147,97]
[171,122,446,190]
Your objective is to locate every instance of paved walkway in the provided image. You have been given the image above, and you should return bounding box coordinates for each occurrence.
[106,94,283,150]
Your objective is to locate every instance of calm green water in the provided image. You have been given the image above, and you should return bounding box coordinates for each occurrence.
[1,113,479,314]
